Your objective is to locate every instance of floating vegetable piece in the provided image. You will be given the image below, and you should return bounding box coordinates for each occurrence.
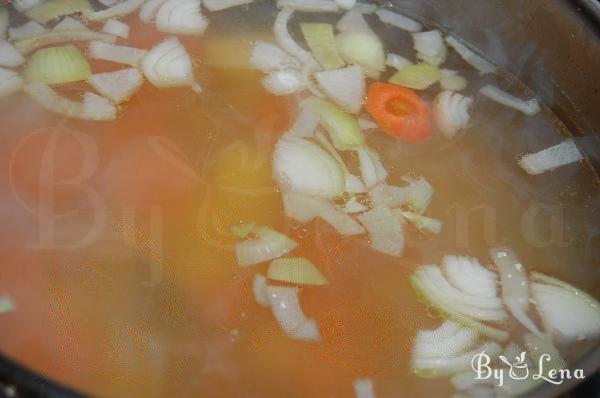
[386,53,411,70]
[353,378,376,398]
[267,257,328,285]
[267,285,321,341]
[274,8,312,63]
[81,92,117,121]
[230,222,256,239]
[234,226,298,267]
[54,16,88,30]
[262,69,304,95]
[445,36,496,74]
[366,82,431,142]
[375,8,422,32]
[337,8,371,32]
[156,0,208,36]
[480,84,540,115]
[389,63,440,90]
[8,21,46,40]
[412,321,479,360]
[357,146,387,189]
[439,69,467,91]
[15,30,116,54]
[24,45,91,85]
[102,19,130,38]
[0,67,24,98]
[89,41,147,66]
[252,273,269,307]
[301,23,344,70]
[249,41,299,73]
[87,68,144,103]
[402,211,442,234]
[433,90,472,139]
[357,205,405,257]
[0,39,25,67]
[518,139,583,175]
[203,0,254,11]
[142,37,197,89]
[87,0,146,21]
[287,108,320,137]
[315,65,365,113]
[336,30,385,78]
[277,0,338,12]
[412,30,447,66]
[25,0,91,23]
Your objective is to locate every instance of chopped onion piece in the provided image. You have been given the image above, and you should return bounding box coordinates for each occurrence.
[412,30,447,66]
[315,65,365,114]
[413,342,501,377]
[523,333,566,373]
[413,321,478,360]
[24,44,91,85]
[0,9,7,39]
[249,41,300,73]
[386,53,411,70]
[53,16,88,30]
[301,57,325,98]
[480,84,540,115]
[445,36,496,74]
[230,222,256,239]
[13,0,42,12]
[252,273,270,307]
[87,0,146,21]
[89,41,147,66]
[337,9,371,32]
[345,173,367,193]
[402,175,434,214]
[273,136,345,198]
[439,69,467,91]
[402,211,442,234]
[343,196,367,213]
[202,0,254,11]
[262,68,304,95]
[0,39,25,68]
[87,68,143,103]
[389,63,440,90]
[353,378,375,398]
[156,0,208,36]
[268,257,328,286]
[357,206,404,257]
[277,0,339,12]
[357,117,378,130]
[81,92,116,121]
[443,255,497,300]
[336,0,356,10]
[375,9,422,32]
[336,30,385,79]
[15,30,116,54]
[235,226,298,267]
[518,139,582,175]
[139,0,167,23]
[0,67,24,99]
[0,295,15,314]
[267,285,321,341]
[301,23,344,70]
[287,108,320,137]
[25,0,91,23]
[24,82,82,117]
[355,2,376,14]
[274,8,313,63]
[433,90,472,139]
[98,0,119,6]
[142,37,197,89]
[8,21,46,40]
[358,146,387,189]
[102,19,130,38]
[530,272,600,343]
[490,247,541,335]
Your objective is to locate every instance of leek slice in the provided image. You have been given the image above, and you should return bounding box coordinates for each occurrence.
[15,30,116,54]
[26,0,92,23]
[234,226,298,267]
[0,67,24,99]
[87,68,143,103]
[267,285,321,341]
[24,45,91,84]
[0,39,25,68]
[358,146,387,189]
[8,21,46,40]
[401,211,442,234]
[315,65,365,114]
[336,30,385,78]
[89,41,147,66]
[87,0,146,21]
[268,257,328,286]
[301,96,364,150]
[301,23,344,70]
[389,63,440,90]
[357,205,404,257]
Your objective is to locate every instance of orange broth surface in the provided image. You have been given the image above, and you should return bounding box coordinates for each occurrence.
[0,7,599,398]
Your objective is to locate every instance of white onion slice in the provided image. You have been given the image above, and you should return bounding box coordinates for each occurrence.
[413,321,478,359]
[0,39,25,68]
[89,41,147,66]
[443,255,497,299]
[0,67,23,99]
[250,41,300,73]
[252,273,270,307]
[287,108,320,137]
[342,196,367,213]
[353,378,375,398]
[315,65,365,114]
[530,272,600,343]
[301,57,325,98]
[355,2,376,14]
[357,117,378,130]
[358,146,388,189]
[480,84,540,115]
[433,90,472,139]
[139,0,168,23]
[490,247,541,335]
[274,8,313,63]
[202,0,254,11]
[277,0,339,12]
[445,36,496,74]
[385,53,411,70]
[518,139,583,175]
[267,285,321,341]
[336,0,356,10]
[375,9,422,32]
[371,176,433,213]
[142,37,197,89]
[156,0,208,36]
[0,8,8,39]
[273,136,345,198]
[234,226,298,267]
[337,9,371,32]
[345,173,367,193]
[282,192,365,235]
[13,0,41,12]
[87,68,143,104]
[8,21,46,40]
[439,69,467,91]
[15,30,116,54]
[81,92,117,121]
[413,342,501,377]
[357,206,404,257]
[87,0,146,21]
[412,30,447,66]
[102,19,130,38]
[262,68,304,95]
[53,16,88,31]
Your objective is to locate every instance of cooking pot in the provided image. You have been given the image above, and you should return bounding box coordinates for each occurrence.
[0,0,598,397]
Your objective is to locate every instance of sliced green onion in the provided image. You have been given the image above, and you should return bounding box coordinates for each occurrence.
[357,205,405,257]
[389,63,440,90]
[401,211,442,234]
[15,29,116,54]
[26,0,92,23]
[268,257,328,286]
[301,96,364,150]
[230,222,256,239]
[234,226,298,267]
[336,30,385,79]
[300,23,344,70]
[24,45,91,84]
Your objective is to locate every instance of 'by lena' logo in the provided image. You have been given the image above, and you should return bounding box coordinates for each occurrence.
[471,351,585,387]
